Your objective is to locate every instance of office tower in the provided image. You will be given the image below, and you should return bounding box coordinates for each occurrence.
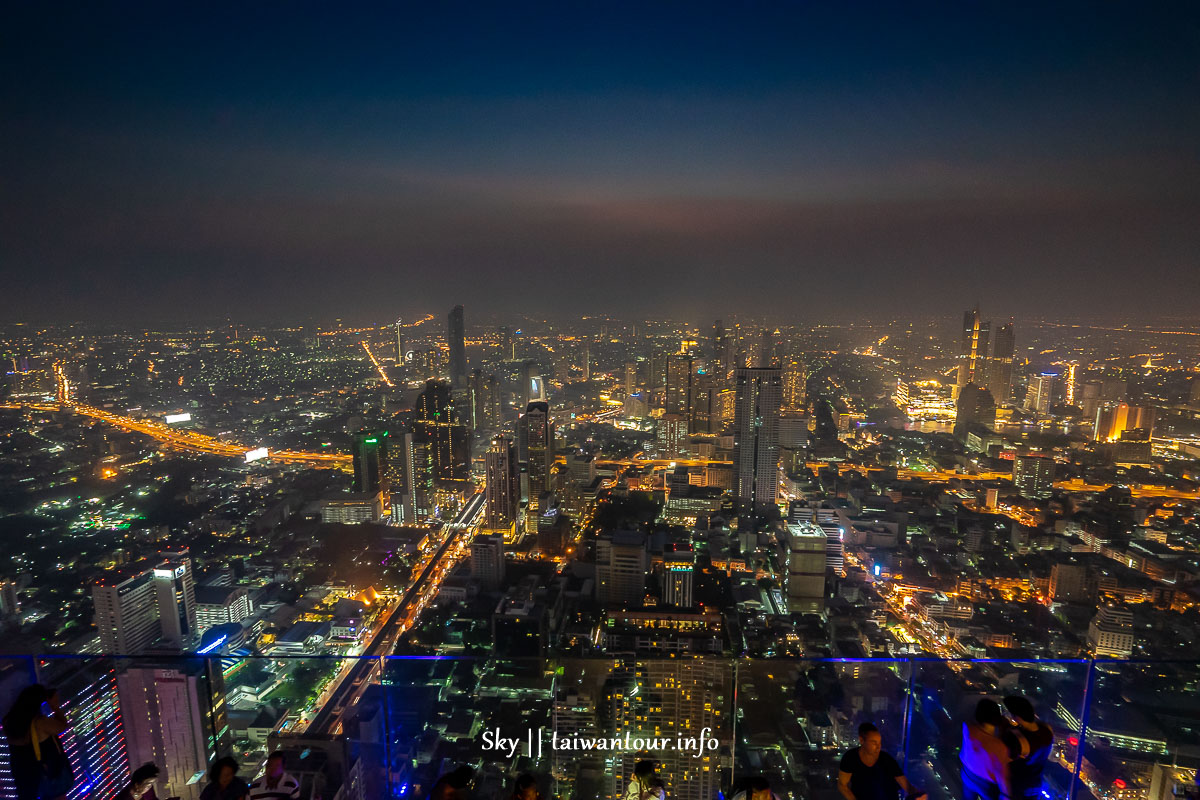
[154,551,197,649]
[351,430,388,494]
[989,321,1015,401]
[733,366,782,522]
[787,523,827,614]
[414,380,469,483]
[661,552,695,609]
[118,661,229,800]
[519,401,555,520]
[596,531,648,607]
[956,305,991,397]
[409,437,435,518]
[484,436,519,533]
[470,534,506,591]
[1088,605,1134,657]
[657,413,688,458]
[94,571,159,654]
[582,338,591,381]
[665,353,694,418]
[1024,374,1055,415]
[447,305,467,389]
[1094,403,1156,442]
[781,354,806,413]
[623,361,636,397]
[953,383,996,440]
[1013,454,1055,499]
[385,427,421,523]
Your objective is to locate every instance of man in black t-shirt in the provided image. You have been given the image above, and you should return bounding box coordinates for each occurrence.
[838,723,925,800]
[1001,697,1054,800]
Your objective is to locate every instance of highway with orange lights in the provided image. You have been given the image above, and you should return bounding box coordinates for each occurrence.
[305,491,484,736]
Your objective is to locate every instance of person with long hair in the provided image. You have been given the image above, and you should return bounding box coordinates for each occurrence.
[2,684,74,800]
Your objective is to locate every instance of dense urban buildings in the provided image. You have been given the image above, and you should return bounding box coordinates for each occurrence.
[4,4,1200,799]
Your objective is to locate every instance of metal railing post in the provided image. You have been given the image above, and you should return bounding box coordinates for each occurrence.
[1068,658,1097,800]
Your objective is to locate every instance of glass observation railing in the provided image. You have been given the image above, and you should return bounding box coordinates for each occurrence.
[0,654,1196,800]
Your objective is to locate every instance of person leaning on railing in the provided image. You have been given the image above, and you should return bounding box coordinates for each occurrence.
[838,723,926,800]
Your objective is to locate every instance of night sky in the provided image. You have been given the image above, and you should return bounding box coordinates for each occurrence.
[3,3,1199,323]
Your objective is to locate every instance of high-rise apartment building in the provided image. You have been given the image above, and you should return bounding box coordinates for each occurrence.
[665,353,694,419]
[781,354,806,413]
[484,436,519,534]
[447,305,467,389]
[733,367,782,523]
[607,659,732,800]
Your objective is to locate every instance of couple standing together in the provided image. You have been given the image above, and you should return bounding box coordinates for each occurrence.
[961,697,1053,800]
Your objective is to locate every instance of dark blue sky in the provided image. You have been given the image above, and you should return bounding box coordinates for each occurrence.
[3,2,1199,323]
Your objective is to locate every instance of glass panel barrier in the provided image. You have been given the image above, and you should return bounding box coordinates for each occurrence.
[906,659,1090,800]
[381,656,735,800]
[733,658,913,800]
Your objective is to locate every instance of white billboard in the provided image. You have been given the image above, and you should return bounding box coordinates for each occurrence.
[164,413,192,424]
[244,447,270,463]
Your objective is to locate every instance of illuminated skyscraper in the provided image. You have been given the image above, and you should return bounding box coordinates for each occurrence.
[956,305,991,398]
[781,354,806,413]
[711,320,728,379]
[351,430,388,494]
[988,321,1015,401]
[394,319,405,379]
[1094,403,1156,442]
[733,366,782,523]
[1024,374,1055,415]
[953,383,996,441]
[447,305,467,389]
[665,353,694,419]
[519,402,555,524]
[414,380,469,484]
[484,436,519,533]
